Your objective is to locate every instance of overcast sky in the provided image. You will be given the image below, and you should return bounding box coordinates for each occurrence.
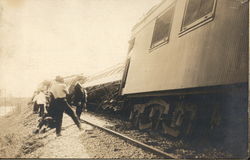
[0,0,162,97]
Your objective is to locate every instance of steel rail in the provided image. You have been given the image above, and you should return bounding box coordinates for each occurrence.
[81,119,177,159]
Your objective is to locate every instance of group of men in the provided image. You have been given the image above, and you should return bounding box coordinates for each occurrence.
[32,76,87,137]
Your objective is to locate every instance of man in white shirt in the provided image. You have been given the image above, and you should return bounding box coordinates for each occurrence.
[33,90,46,117]
[49,76,82,137]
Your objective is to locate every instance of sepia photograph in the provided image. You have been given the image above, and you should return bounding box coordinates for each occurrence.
[0,0,249,159]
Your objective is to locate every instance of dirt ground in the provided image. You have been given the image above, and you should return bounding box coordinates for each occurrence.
[0,103,159,159]
[0,102,89,158]
[22,116,91,158]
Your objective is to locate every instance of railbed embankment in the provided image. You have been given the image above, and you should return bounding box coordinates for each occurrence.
[0,98,38,158]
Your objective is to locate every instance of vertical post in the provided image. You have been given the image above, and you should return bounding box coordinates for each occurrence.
[17,103,20,115]
[4,89,6,115]
[248,0,250,157]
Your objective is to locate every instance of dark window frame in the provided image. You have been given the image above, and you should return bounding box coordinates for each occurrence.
[179,0,217,36]
[150,5,175,49]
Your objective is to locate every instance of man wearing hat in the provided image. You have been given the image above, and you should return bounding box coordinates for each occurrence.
[49,76,82,136]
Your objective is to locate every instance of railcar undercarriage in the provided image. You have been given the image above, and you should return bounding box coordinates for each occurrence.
[127,84,247,156]
[85,82,247,156]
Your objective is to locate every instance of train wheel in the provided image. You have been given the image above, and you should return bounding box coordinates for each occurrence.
[137,98,170,131]
[150,105,161,130]
[130,110,139,127]
[138,106,152,130]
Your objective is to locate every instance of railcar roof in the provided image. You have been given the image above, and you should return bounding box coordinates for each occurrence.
[132,0,165,31]
[84,63,125,88]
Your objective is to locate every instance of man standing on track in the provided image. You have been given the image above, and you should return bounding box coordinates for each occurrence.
[71,83,87,120]
[49,76,82,137]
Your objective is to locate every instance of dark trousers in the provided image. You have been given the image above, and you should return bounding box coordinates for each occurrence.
[52,98,81,135]
[37,114,55,129]
[37,104,44,117]
[76,103,83,119]
[33,102,39,113]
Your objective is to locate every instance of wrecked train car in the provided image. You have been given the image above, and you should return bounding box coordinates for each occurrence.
[64,74,87,94]
[83,63,125,111]
[120,0,248,155]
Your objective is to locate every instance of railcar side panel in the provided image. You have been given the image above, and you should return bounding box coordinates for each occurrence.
[122,0,248,95]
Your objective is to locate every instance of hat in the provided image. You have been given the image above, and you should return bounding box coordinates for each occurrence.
[55,76,64,83]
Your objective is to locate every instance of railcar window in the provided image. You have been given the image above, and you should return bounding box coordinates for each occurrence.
[181,0,216,33]
[150,7,174,49]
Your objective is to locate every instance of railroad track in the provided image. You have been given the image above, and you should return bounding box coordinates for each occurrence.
[81,118,177,159]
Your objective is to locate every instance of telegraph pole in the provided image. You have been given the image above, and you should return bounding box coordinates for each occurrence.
[4,89,6,114]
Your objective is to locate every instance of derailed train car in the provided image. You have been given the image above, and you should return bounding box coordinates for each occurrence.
[64,74,87,94]
[83,63,125,111]
[37,0,248,156]
[119,0,248,155]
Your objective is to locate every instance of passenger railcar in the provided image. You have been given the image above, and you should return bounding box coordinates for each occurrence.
[120,0,248,155]
[122,0,248,94]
